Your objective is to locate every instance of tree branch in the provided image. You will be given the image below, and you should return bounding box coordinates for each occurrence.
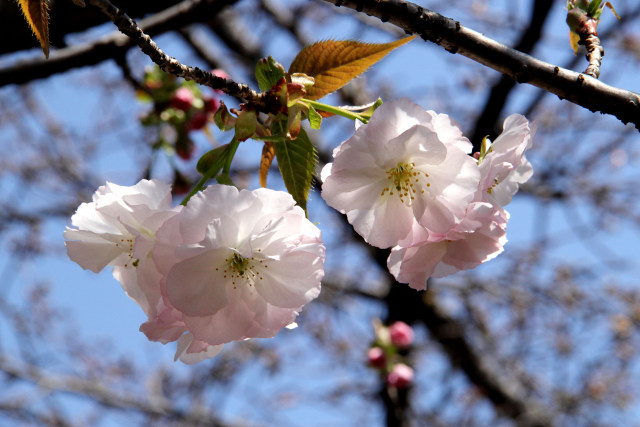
[85,0,283,111]
[0,0,239,88]
[323,0,640,131]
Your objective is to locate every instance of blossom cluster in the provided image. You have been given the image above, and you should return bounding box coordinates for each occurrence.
[64,180,325,364]
[321,99,534,289]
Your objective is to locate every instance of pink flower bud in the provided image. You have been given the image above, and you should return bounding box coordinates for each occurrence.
[368,347,386,368]
[171,87,195,111]
[176,137,195,161]
[189,112,208,131]
[203,97,219,113]
[389,321,414,348]
[386,363,414,389]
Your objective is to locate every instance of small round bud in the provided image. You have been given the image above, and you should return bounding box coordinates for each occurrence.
[389,321,414,348]
[367,347,386,368]
[176,137,195,161]
[386,363,414,389]
[203,97,219,113]
[171,87,195,111]
[189,112,208,131]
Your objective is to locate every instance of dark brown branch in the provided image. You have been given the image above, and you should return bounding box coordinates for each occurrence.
[0,0,239,87]
[322,0,640,131]
[84,0,281,111]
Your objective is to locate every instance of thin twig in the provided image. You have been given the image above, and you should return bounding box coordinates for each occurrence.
[85,0,266,104]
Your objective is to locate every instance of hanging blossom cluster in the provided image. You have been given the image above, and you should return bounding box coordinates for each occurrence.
[64,181,325,364]
[321,99,534,290]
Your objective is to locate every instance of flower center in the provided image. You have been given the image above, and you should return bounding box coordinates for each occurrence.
[114,235,137,268]
[218,250,268,289]
[487,177,500,194]
[381,162,431,204]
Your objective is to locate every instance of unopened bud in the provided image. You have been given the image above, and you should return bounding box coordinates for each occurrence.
[386,363,414,389]
[171,87,195,111]
[389,321,414,348]
[368,347,386,368]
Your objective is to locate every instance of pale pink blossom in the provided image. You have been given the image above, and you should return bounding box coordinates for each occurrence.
[144,185,325,356]
[479,114,534,206]
[64,179,182,318]
[388,203,508,290]
[387,363,414,389]
[321,99,480,248]
[389,321,414,348]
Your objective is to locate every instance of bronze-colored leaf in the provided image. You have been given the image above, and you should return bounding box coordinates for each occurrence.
[259,141,275,188]
[17,0,50,58]
[289,35,416,100]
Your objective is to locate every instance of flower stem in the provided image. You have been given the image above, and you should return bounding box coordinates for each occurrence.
[303,100,368,123]
[180,137,238,205]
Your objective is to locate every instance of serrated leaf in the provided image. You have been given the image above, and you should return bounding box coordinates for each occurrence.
[273,123,317,213]
[255,56,286,92]
[259,141,276,188]
[289,35,416,100]
[196,144,229,175]
[17,0,50,58]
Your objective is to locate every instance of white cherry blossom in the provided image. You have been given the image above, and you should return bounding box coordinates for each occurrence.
[321,99,480,248]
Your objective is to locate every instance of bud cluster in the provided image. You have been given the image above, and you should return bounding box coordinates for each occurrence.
[368,320,415,389]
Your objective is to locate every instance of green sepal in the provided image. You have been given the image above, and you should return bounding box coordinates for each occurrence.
[235,110,258,141]
[307,104,322,129]
[196,144,229,175]
[214,101,236,131]
[255,56,286,92]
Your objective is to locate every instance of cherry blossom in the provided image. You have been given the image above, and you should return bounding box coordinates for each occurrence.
[143,185,325,358]
[63,179,180,274]
[321,99,480,248]
[479,114,534,206]
[388,203,508,290]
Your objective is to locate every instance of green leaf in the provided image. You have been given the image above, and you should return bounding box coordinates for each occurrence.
[273,122,317,213]
[307,104,322,129]
[196,144,229,175]
[289,35,416,100]
[255,56,286,92]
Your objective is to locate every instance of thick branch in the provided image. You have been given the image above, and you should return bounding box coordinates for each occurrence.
[0,0,239,88]
[323,0,640,131]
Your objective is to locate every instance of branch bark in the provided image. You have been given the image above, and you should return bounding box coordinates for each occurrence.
[0,0,239,87]
[322,0,640,131]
